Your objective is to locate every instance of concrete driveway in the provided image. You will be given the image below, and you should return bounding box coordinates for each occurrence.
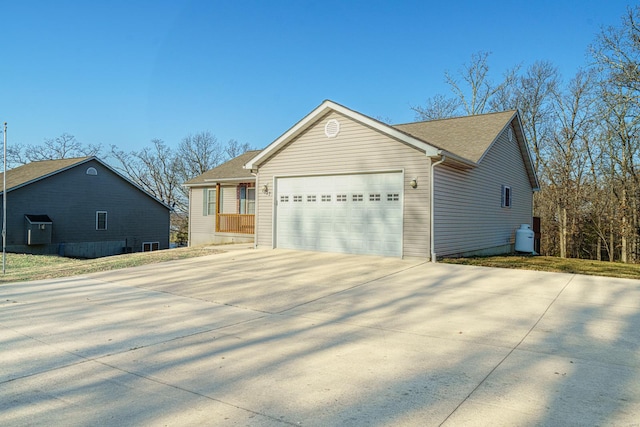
[1,248,639,426]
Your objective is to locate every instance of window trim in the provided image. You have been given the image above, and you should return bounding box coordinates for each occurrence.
[501,185,512,208]
[96,211,108,230]
[142,241,160,252]
[205,189,217,216]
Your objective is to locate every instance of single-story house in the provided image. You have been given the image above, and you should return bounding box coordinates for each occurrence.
[183,150,261,245]
[0,156,171,258]
[243,100,539,259]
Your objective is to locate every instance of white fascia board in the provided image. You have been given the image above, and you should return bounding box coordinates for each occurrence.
[244,100,441,169]
[514,111,541,191]
[183,177,255,187]
[429,150,476,169]
[476,110,539,190]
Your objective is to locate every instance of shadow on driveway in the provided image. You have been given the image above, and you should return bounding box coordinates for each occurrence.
[1,249,639,425]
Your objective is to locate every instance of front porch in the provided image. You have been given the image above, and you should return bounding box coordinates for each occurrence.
[217,213,255,234]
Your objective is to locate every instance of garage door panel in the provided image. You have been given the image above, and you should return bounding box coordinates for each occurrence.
[275,173,403,257]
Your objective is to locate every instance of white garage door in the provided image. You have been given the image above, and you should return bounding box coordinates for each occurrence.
[275,172,403,256]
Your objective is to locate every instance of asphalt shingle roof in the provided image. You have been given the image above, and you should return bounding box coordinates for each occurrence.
[183,150,261,186]
[393,110,517,163]
[0,157,92,193]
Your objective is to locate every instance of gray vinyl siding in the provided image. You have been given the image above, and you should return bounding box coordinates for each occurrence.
[221,186,237,213]
[433,124,533,256]
[256,111,431,258]
[1,159,169,252]
[189,186,216,246]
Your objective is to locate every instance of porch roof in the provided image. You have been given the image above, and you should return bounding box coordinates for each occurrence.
[183,150,261,187]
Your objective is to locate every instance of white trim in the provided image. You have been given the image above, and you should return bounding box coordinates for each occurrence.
[142,241,160,252]
[96,211,108,230]
[245,100,441,170]
[187,187,192,246]
[430,155,446,262]
[475,110,539,191]
[202,177,256,183]
[270,168,404,180]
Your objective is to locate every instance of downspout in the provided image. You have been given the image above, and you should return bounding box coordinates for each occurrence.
[187,187,192,247]
[430,153,446,262]
[250,170,258,249]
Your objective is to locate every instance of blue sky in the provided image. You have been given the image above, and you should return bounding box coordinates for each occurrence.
[2,0,633,154]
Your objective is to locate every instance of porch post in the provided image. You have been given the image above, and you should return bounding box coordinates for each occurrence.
[215,183,221,232]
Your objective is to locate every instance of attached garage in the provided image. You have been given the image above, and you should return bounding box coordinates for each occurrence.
[244,100,538,260]
[275,172,403,256]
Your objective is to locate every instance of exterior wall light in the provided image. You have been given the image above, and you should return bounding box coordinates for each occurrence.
[262,184,269,194]
[410,178,418,189]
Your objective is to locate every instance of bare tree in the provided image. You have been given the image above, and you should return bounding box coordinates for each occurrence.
[225,139,252,159]
[411,94,461,120]
[591,6,640,94]
[591,5,640,262]
[514,61,560,173]
[177,131,225,179]
[444,51,520,115]
[110,139,183,212]
[542,69,597,258]
[26,133,101,162]
[4,133,102,167]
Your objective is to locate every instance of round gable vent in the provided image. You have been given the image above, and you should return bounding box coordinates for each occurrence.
[324,119,340,138]
[86,167,98,176]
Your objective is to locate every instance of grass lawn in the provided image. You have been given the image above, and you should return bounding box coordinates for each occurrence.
[1,248,638,283]
[0,246,221,283]
[441,255,640,280]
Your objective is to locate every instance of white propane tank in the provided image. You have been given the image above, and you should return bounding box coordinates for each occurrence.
[515,224,535,253]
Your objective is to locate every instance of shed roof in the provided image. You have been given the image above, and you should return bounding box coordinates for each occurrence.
[183,150,261,186]
[25,214,53,224]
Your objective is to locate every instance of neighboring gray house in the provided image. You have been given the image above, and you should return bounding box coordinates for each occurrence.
[244,100,539,259]
[183,150,260,245]
[0,156,171,258]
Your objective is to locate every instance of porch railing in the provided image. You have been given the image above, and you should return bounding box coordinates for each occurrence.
[217,214,255,234]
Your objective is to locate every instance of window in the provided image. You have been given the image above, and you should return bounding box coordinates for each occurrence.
[352,194,363,202]
[246,188,256,214]
[96,211,107,230]
[280,195,289,203]
[143,242,160,252]
[337,194,347,202]
[387,193,399,201]
[501,185,512,208]
[293,195,303,202]
[321,194,331,202]
[203,188,217,216]
[239,186,256,214]
[307,195,317,202]
[369,193,381,202]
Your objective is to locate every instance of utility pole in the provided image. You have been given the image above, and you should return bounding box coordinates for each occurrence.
[2,122,6,274]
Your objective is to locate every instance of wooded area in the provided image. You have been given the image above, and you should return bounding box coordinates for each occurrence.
[413,6,640,263]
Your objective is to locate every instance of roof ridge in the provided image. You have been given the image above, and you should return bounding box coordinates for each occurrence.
[393,109,517,127]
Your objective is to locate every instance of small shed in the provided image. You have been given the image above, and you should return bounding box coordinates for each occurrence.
[25,214,53,245]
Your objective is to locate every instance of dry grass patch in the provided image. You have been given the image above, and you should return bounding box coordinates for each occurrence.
[0,246,221,283]
[442,255,640,280]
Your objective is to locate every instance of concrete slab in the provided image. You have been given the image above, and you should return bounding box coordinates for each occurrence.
[444,351,640,426]
[1,248,639,426]
[89,249,421,313]
[0,359,280,426]
[99,315,510,425]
